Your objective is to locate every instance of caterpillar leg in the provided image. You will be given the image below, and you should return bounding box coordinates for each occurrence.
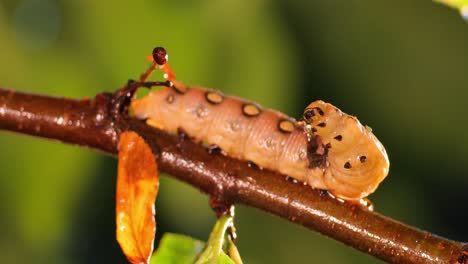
[110,79,172,118]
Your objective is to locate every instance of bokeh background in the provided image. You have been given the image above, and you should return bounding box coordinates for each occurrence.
[0,1,467,263]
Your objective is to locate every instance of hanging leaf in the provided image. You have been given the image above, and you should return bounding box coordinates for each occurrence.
[150,215,243,264]
[194,214,243,264]
[116,131,159,264]
[150,233,205,264]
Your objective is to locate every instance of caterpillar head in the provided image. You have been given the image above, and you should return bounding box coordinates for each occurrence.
[302,100,390,200]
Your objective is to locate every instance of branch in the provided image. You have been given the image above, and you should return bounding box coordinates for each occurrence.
[0,87,466,264]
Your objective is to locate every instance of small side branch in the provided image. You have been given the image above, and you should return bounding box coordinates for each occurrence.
[0,88,466,264]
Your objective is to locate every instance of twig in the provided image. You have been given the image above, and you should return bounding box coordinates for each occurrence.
[0,87,466,264]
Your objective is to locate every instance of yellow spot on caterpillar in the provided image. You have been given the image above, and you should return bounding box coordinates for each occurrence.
[205,91,224,104]
[278,119,295,133]
[242,103,261,117]
[146,118,165,130]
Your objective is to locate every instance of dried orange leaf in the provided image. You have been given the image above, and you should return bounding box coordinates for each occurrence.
[116,131,159,264]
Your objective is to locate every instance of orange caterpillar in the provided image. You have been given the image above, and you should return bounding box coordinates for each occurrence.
[131,48,390,201]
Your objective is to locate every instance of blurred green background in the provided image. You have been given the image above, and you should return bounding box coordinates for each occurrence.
[0,1,467,263]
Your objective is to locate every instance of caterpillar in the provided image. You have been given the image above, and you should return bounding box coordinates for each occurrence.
[130,47,390,201]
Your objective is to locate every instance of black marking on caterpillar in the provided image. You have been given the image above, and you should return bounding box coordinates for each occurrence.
[307,136,328,169]
[318,189,329,197]
[303,110,314,121]
[303,107,324,121]
[207,144,222,155]
[344,162,352,169]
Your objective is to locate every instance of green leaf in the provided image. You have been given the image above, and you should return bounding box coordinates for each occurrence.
[434,0,468,19]
[150,233,205,264]
[434,0,468,9]
[194,215,242,264]
[151,215,243,264]
[216,252,235,264]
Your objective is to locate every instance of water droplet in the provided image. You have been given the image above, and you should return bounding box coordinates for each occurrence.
[245,176,255,184]
[95,112,104,122]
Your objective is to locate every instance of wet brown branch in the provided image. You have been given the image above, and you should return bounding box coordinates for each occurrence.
[0,87,466,264]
